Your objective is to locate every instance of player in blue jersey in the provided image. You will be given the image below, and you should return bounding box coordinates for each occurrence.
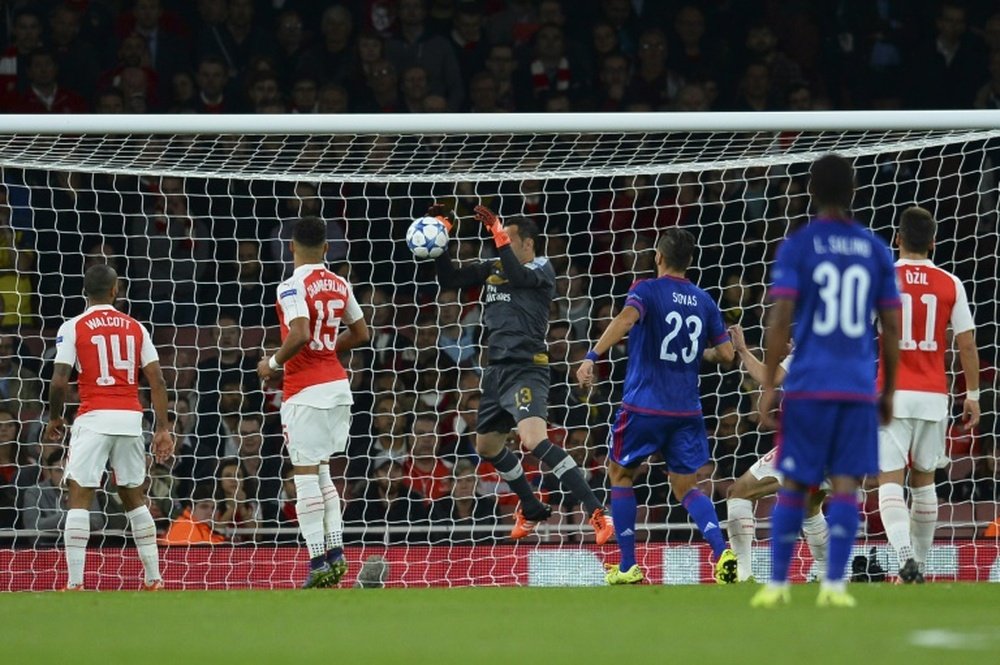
[752,154,901,608]
[577,227,738,585]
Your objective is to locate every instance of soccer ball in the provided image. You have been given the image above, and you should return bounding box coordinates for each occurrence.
[406,216,449,260]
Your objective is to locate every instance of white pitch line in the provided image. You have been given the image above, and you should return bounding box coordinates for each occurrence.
[908,629,998,650]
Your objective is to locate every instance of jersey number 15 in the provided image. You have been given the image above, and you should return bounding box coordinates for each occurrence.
[310,299,344,351]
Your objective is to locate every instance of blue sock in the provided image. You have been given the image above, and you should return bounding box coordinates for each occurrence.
[610,486,637,570]
[770,488,806,583]
[825,493,859,583]
[681,488,726,558]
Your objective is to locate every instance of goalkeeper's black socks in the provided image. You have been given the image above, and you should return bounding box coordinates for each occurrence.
[485,447,548,517]
[531,439,603,514]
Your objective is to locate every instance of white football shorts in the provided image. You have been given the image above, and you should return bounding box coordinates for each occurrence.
[281,402,350,466]
[749,448,832,491]
[65,424,146,488]
[879,416,947,473]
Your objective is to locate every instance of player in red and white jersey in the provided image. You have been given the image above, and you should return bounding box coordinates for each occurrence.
[257,216,369,589]
[726,324,830,582]
[44,264,173,591]
[877,207,980,583]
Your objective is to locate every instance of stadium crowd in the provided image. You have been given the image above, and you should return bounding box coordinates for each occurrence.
[0,0,997,546]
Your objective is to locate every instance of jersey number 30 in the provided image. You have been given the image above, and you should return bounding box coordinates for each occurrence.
[812,261,871,338]
[660,311,702,363]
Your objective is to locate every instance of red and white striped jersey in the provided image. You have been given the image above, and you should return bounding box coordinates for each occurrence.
[276,264,362,406]
[878,258,975,420]
[53,305,158,434]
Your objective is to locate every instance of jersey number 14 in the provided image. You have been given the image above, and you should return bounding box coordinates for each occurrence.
[92,334,136,386]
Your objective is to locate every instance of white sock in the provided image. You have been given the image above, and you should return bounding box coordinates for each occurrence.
[318,466,343,555]
[909,484,937,571]
[879,483,914,564]
[127,506,161,583]
[64,509,90,587]
[801,511,829,578]
[726,498,755,581]
[294,474,326,560]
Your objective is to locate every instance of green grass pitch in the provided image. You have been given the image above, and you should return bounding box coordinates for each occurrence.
[4,584,999,665]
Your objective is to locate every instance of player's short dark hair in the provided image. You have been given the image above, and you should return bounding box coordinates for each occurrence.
[656,227,696,271]
[809,154,855,211]
[83,264,118,299]
[898,206,936,254]
[505,216,540,243]
[292,216,327,249]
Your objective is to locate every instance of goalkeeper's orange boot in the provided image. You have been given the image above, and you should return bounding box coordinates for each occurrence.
[511,504,552,540]
[589,508,614,546]
[142,579,164,591]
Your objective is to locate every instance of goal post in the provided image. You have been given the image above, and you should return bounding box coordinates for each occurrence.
[0,111,997,590]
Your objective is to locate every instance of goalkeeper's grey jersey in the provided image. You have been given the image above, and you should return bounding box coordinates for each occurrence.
[435,246,556,365]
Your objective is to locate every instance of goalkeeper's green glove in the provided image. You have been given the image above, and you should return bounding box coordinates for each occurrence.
[473,204,510,248]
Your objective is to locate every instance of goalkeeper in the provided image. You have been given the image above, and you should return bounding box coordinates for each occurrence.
[431,204,612,544]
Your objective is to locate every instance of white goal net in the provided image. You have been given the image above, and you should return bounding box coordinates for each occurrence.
[0,112,997,589]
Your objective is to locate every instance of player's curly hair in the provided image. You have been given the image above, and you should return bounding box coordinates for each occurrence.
[809,154,855,211]
[656,227,695,271]
[292,216,327,248]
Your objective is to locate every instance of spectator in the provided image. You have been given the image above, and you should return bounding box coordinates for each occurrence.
[430,459,502,543]
[126,0,190,102]
[485,0,539,49]
[484,43,518,111]
[449,6,489,83]
[592,52,631,111]
[910,1,988,109]
[401,65,430,113]
[402,413,453,505]
[234,414,282,522]
[0,210,36,327]
[49,3,101,105]
[0,9,45,109]
[467,71,502,112]
[193,55,233,112]
[97,33,161,110]
[244,71,281,112]
[298,5,355,86]
[0,403,35,528]
[975,50,1000,109]
[94,88,126,113]
[215,457,260,541]
[15,50,88,113]
[0,335,42,415]
[730,61,771,111]
[515,23,588,110]
[21,449,103,538]
[386,0,463,110]
[217,240,274,326]
[273,10,307,88]
[126,183,210,325]
[589,21,621,85]
[627,28,684,109]
[276,463,297,528]
[161,483,226,545]
[669,4,720,83]
[344,460,429,543]
[198,0,273,79]
[118,66,155,113]
[270,183,348,275]
[437,289,477,367]
[345,29,385,94]
[317,83,350,113]
[167,392,197,499]
[354,58,402,112]
[289,77,318,112]
[744,21,801,104]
